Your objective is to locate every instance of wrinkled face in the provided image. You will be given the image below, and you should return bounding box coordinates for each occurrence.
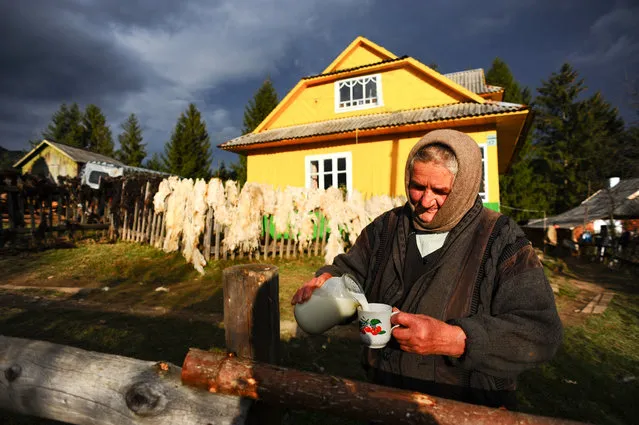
[408,161,454,224]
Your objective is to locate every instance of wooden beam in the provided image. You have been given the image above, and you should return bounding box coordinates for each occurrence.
[0,335,249,425]
[182,349,586,425]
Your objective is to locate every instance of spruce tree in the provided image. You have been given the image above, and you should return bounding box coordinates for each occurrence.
[145,152,165,172]
[82,104,114,156]
[162,103,212,179]
[233,78,279,185]
[42,103,84,147]
[116,113,146,166]
[534,63,626,213]
[486,58,524,104]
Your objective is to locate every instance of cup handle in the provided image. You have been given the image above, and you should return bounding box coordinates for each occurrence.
[390,310,400,331]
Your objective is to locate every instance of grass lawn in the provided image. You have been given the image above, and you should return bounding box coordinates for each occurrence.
[1,241,638,425]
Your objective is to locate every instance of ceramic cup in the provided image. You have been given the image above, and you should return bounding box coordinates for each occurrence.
[357,303,399,349]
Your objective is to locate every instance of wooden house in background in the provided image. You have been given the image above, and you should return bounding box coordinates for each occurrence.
[13,139,123,183]
[220,36,532,211]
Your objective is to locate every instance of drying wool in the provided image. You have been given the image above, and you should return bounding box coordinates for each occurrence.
[261,183,277,216]
[318,187,352,264]
[292,187,323,252]
[153,178,174,213]
[163,178,191,252]
[142,174,409,271]
[272,188,294,236]
[222,182,265,253]
[343,190,371,241]
[181,178,208,274]
[365,194,395,220]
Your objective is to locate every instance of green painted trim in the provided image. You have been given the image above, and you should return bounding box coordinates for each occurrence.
[263,212,330,240]
[483,202,500,212]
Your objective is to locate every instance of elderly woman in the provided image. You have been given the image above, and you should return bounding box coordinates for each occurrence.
[292,129,562,408]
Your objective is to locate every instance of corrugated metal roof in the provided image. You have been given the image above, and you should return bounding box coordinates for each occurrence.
[46,140,124,166]
[220,102,525,149]
[443,69,503,94]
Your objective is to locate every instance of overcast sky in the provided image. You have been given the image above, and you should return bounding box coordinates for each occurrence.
[1,0,637,167]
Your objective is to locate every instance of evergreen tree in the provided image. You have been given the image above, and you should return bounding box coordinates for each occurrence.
[145,152,165,172]
[82,104,114,156]
[162,103,212,179]
[42,103,84,147]
[233,78,279,185]
[485,58,525,104]
[116,113,146,166]
[486,58,551,222]
[533,63,626,214]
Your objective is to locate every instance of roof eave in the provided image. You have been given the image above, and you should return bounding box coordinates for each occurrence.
[219,111,524,154]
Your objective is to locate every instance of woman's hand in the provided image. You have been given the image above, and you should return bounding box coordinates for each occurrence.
[291,272,333,305]
[391,308,466,357]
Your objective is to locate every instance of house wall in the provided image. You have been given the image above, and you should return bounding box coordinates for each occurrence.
[265,66,466,130]
[20,145,79,182]
[247,126,500,210]
[332,46,389,71]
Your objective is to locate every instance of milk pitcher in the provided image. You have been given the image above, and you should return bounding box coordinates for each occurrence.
[294,274,366,335]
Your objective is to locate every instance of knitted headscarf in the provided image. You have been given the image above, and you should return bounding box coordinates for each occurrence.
[404,129,482,232]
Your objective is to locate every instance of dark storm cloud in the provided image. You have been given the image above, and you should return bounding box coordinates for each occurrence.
[0,0,165,148]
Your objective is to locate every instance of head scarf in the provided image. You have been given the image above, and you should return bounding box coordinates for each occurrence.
[404,129,482,232]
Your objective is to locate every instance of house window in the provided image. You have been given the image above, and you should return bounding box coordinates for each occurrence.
[306,152,352,194]
[479,145,488,202]
[334,74,383,112]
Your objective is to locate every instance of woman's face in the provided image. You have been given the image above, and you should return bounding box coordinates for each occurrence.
[408,160,454,224]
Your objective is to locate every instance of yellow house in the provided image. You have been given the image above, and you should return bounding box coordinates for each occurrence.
[219,36,532,211]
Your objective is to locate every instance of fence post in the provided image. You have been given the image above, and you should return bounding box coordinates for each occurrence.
[223,264,281,425]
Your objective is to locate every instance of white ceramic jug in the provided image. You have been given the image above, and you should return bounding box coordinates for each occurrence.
[294,274,365,335]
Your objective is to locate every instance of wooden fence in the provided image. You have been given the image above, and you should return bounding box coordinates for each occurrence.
[1,177,331,261]
[1,265,587,425]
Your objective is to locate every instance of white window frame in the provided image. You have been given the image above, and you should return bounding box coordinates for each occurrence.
[479,144,489,202]
[334,74,383,113]
[305,152,353,194]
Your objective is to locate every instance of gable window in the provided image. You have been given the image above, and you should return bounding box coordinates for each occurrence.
[479,144,488,202]
[335,74,383,112]
[306,152,352,194]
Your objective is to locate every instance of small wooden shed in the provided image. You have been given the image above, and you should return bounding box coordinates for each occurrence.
[13,139,123,183]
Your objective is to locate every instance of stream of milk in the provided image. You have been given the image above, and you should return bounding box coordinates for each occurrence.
[349,291,370,311]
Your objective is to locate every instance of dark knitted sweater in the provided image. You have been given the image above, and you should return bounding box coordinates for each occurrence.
[318,197,563,407]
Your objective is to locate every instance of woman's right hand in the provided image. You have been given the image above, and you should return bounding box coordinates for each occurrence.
[291,272,333,305]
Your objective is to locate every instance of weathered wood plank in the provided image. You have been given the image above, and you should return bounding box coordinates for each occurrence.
[0,335,249,425]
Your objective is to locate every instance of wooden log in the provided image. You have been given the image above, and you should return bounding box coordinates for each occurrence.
[0,335,249,425]
[204,207,213,260]
[222,264,281,425]
[182,349,585,425]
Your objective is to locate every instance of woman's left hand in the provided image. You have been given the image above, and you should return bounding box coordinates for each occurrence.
[391,308,466,357]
